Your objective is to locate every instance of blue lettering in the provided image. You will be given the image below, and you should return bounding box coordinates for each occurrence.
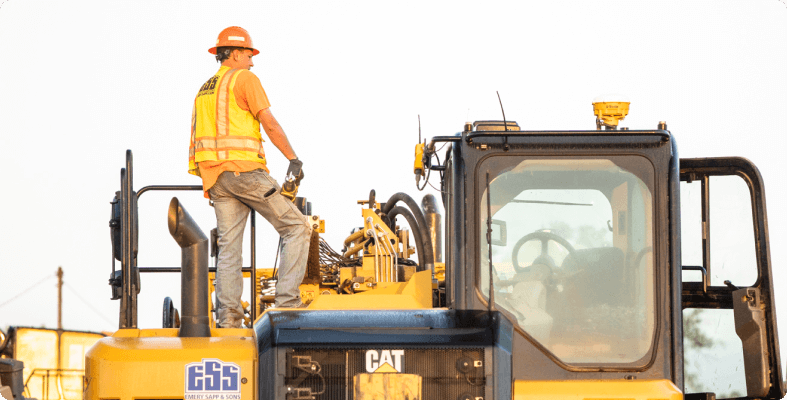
[186,359,241,394]
[222,365,238,391]
[187,365,204,391]
[205,361,222,391]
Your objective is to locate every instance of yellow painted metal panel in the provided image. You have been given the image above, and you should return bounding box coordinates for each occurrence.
[58,331,104,399]
[399,270,433,307]
[85,331,256,400]
[356,282,407,295]
[513,379,682,400]
[14,328,58,399]
[60,331,104,369]
[354,373,422,400]
[109,328,252,338]
[307,294,426,310]
[13,328,105,400]
[307,270,433,310]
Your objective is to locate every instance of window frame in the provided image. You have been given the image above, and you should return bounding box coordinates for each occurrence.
[679,157,784,399]
[474,154,661,371]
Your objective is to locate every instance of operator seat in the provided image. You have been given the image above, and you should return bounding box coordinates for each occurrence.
[546,247,626,333]
[561,247,625,306]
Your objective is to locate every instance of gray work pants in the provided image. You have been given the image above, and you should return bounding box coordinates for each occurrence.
[209,169,311,328]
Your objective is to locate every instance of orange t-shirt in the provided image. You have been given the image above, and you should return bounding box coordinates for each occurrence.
[233,69,271,117]
[197,69,272,198]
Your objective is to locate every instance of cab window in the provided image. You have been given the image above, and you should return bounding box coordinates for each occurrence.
[479,157,656,365]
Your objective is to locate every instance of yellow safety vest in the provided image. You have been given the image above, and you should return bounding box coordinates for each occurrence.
[189,67,266,176]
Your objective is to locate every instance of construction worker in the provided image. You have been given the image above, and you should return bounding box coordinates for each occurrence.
[189,26,311,328]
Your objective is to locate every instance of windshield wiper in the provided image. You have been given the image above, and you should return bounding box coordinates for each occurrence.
[510,200,593,206]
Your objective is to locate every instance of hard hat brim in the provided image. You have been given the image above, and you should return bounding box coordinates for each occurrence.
[208,47,260,56]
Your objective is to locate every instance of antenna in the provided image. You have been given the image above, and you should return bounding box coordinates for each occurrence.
[496,91,507,132]
[418,114,422,143]
[486,171,495,313]
[496,91,510,150]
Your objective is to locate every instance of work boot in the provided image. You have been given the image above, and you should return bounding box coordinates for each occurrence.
[269,300,309,310]
[219,312,244,328]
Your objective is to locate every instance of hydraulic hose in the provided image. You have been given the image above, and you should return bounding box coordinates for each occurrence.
[387,206,428,271]
[343,239,369,258]
[343,229,365,247]
[382,193,435,270]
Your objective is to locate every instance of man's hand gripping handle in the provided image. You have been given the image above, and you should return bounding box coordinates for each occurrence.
[281,158,304,201]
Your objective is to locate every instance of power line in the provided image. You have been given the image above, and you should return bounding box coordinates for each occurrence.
[0,275,55,309]
[63,283,116,327]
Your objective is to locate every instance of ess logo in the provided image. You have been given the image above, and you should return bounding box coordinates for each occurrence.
[365,349,404,373]
[184,358,241,399]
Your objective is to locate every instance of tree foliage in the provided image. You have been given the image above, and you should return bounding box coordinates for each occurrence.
[684,309,715,393]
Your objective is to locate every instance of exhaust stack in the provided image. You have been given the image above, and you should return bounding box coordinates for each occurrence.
[168,197,211,338]
[421,194,442,263]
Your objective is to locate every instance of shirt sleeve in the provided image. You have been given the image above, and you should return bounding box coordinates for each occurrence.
[233,70,271,117]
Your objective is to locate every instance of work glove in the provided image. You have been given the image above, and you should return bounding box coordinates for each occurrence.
[286,158,304,182]
[281,158,304,201]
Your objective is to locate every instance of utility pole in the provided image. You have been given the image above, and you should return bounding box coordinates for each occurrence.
[57,266,63,330]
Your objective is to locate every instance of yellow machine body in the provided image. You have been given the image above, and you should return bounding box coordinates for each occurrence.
[283,205,432,311]
[514,379,682,400]
[307,270,433,310]
[94,110,785,400]
[84,329,255,400]
[354,373,422,400]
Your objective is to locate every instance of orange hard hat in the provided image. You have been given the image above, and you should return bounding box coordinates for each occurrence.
[208,26,260,55]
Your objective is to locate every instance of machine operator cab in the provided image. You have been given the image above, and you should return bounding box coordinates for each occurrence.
[422,99,784,400]
[479,156,654,365]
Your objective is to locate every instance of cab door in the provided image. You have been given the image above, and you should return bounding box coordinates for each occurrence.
[679,157,784,399]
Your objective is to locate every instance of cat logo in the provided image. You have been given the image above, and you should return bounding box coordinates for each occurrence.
[365,350,404,373]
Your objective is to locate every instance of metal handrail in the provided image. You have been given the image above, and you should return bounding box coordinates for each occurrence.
[138,266,256,273]
[118,155,261,325]
[23,368,85,400]
[136,184,202,198]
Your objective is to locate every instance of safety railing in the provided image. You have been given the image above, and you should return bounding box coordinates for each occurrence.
[23,368,85,400]
[115,150,261,327]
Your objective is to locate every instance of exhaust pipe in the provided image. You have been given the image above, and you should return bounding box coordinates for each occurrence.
[421,194,442,263]
[168,197,211,338]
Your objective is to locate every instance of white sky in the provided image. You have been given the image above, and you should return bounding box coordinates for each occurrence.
[1,0,786,384]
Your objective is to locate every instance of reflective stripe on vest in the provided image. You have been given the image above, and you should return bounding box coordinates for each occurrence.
[189,67,266,176]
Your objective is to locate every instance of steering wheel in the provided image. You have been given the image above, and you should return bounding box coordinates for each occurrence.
[632,246,653,269]
[512,230,576,273]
